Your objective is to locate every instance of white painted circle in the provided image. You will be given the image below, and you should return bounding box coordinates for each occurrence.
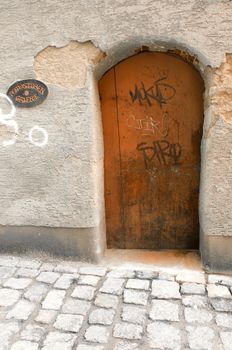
[29,126,48,147]
[0,92,16,119]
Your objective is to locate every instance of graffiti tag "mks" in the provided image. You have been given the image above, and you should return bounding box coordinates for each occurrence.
[129,77,176,108]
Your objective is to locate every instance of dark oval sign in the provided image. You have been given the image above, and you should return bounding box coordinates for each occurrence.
[7,79,48,108]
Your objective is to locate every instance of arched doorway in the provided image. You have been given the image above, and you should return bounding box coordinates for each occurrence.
[99,51,204,250]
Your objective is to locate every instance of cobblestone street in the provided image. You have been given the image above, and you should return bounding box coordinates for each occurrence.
[0,252,231,349]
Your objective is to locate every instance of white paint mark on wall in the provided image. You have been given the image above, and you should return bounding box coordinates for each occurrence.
[29,126,48,147]
[0,93,18,147]
[0,93,48,147]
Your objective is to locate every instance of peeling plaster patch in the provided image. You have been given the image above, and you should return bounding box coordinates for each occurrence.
[34,41,104,89]
[209,54,232,123]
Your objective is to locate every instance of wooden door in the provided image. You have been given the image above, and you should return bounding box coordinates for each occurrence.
[99,52,204,249]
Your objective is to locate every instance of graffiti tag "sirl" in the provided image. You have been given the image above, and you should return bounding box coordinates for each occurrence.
[0,93,48,147]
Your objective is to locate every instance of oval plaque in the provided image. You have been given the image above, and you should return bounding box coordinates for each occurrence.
[7,79,48,108]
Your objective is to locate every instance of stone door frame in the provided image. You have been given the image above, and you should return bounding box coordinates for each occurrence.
[94,42,228,272]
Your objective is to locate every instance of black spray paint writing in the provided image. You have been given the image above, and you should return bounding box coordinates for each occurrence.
[137,140,181,168]
[129,77,176,108]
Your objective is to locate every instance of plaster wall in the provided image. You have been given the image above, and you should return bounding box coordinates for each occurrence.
[0,0,232,267]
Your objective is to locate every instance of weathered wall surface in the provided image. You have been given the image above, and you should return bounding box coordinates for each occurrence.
[34,41,104,89]
[200,55,232,270]
[201,56,232,237]
[0,0,232,264]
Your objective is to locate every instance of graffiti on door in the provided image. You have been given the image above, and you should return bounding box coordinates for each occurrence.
[126,112,169,137]
[129,76,176,108]
[136,139,181,168]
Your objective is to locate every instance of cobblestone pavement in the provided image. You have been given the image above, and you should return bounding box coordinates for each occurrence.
[0,254,231,349]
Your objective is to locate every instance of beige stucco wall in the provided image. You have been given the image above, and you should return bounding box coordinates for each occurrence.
[0,0,232,267]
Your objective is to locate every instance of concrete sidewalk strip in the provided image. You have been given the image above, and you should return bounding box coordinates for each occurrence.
[0,253,228,349]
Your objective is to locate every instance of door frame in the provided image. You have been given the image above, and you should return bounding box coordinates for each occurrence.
[94,42,213,268]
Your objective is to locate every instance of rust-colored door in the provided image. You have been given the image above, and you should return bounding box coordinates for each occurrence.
[99,52,204,249]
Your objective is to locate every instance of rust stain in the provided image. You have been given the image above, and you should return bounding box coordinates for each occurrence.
[134,48,199,67]
[167,49,199,66]
[134,46,150,53]
[92,51,107,64]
